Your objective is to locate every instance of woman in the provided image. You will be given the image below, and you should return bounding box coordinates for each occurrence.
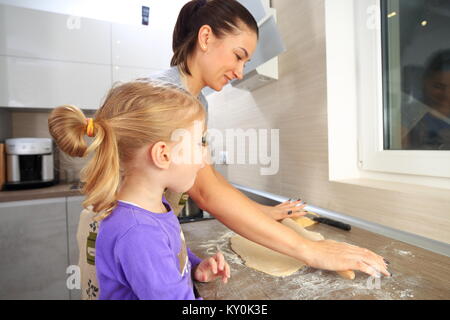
[403,49,450,150]
[152,0,390,278]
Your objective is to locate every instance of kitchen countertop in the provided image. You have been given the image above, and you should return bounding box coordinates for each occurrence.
[0,183,82,202]
[182,219,450,300]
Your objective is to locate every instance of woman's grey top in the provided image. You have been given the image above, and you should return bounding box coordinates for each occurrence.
[148,66,209,115]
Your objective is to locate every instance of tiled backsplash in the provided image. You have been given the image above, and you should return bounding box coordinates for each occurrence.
[0,109,12,141]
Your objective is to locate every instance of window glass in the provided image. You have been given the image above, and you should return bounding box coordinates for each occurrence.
[381,0,450,150]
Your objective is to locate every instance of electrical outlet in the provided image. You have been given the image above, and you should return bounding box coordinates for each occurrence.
[219,151,229,165]
[142,6,149,26]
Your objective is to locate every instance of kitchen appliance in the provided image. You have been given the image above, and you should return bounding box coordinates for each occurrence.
[178,197,214,224]
[4,138,57,190]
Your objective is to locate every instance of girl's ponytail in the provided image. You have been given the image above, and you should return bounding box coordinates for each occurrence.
[48,105,89,157]
[81,119,120,219]
[48,105,121,219]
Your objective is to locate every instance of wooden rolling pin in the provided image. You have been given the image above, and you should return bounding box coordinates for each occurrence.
[282,218,355,280]
[337,270,355,280]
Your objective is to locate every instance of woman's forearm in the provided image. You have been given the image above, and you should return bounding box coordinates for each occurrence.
[211,167,274,217]
[188,165,314,265]
[188,165,391,277]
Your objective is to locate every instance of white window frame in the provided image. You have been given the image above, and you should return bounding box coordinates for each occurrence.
[325,0,450,189]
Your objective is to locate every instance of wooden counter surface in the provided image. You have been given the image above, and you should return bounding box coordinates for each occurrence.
[0,183,82,202]
[182,219,450,300]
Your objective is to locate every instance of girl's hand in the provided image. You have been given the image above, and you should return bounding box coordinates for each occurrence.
[306,240,391,278]
[262,199,308,221]
[194,252,231,284]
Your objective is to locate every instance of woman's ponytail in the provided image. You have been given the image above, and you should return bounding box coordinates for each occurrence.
[171,0,205,75]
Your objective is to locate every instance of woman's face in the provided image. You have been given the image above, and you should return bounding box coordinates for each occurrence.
[198,27,258,91]
[424,71,450,112]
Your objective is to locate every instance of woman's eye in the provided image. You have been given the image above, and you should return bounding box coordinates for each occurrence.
[235,53,242,61]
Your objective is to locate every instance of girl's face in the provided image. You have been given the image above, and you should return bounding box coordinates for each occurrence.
[168,119,207,193]
[198,27,258,91]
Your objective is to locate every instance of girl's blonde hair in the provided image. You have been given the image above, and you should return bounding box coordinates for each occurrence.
[48,81,205,220]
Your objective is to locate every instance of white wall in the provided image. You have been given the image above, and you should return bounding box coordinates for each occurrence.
[0,0,188,26]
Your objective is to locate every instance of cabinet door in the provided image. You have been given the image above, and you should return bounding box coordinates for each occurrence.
[0,55,111,109]
[67,196,84,300]
[112,65,162,83]
[112,23,172,70]
[0,198,69,300]
[0,4,111,64]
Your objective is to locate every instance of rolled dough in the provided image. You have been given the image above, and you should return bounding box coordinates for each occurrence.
[230,217,355,279]
[230,217,321,277]
[230,235,307,277]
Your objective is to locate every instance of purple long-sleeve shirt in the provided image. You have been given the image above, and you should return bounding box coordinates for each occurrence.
[95,199,202,300]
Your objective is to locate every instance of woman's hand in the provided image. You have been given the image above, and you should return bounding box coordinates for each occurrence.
[305,240,391,278]
[260,199,308,221]
[194,252,231,284]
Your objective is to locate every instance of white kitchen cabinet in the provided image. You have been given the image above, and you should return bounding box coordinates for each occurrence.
[0,198,69,300]
[112,23,172,70]
[0,3,112,110]
[0,4,111,64]
[112,65,161,84]
[0,3,175,110]
[66,196,84,300]
[0,55,111,109]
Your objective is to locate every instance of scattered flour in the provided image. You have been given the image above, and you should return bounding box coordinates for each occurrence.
[399,289,415,298]
[197,231,421,300]
[197,230,242,265]
[394,249,415,257]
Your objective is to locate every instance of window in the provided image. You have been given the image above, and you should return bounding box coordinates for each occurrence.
[381,0,450,151]
[356,0,450,179]
[325,0,450,188]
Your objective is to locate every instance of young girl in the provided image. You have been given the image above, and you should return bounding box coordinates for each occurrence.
[48,81,230,300]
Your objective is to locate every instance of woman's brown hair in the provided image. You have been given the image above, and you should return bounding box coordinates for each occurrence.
[171,0,259,76]
[48,81,205,220]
